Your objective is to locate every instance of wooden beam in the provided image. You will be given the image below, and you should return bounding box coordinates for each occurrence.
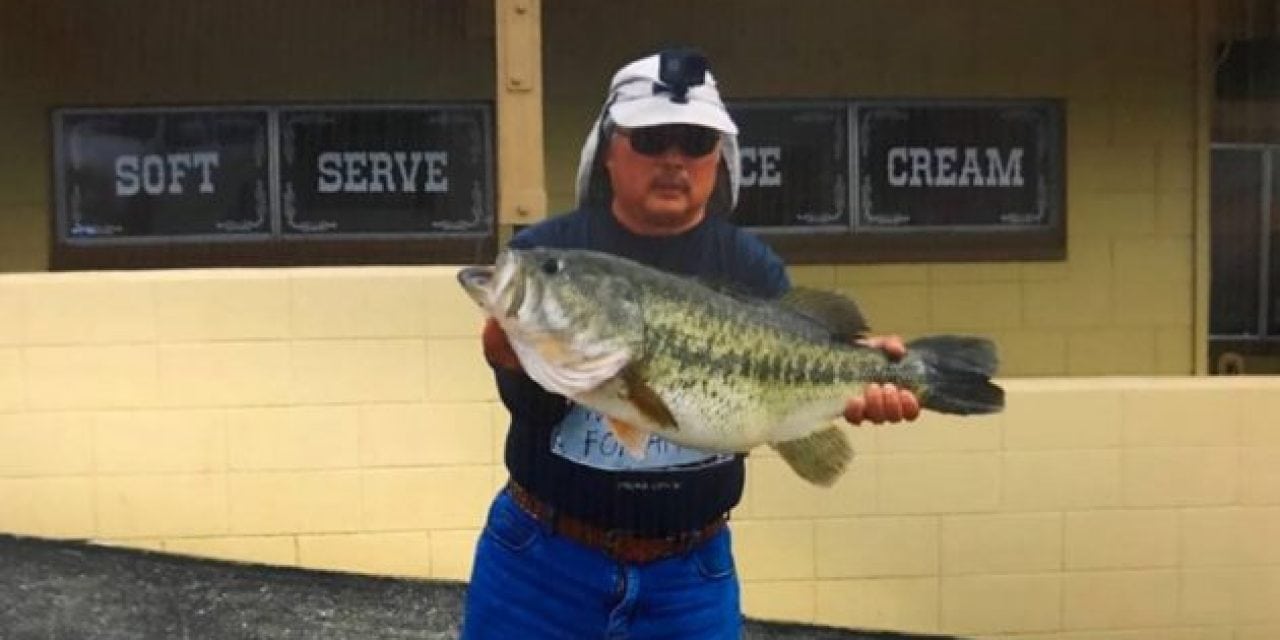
[1193,0,1215,375]
[493,0,547,229]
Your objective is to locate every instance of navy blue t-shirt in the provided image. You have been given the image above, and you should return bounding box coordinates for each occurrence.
[495,206,790,535]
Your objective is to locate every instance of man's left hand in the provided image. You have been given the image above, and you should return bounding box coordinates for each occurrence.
[844,335,921,425]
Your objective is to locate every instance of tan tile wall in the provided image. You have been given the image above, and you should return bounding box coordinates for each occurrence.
[1,267,1277,638]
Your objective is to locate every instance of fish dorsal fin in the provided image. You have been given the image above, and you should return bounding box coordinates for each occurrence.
[622,365,678,431]
[770,425,854,486]
[778,287,870,341]
[606,417,650,460]
[693,275,758,301]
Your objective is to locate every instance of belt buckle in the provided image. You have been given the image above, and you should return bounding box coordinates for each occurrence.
[603,528,621,553]
[671,528,701,556]
[604,528,638,562]
[611,527,711,564]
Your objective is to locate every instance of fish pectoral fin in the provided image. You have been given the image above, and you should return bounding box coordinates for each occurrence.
[622,365,678,431]
[770,425,854,487]
[606,417,650,460]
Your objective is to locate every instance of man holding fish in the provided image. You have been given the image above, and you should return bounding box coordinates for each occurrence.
[457,48,998,640]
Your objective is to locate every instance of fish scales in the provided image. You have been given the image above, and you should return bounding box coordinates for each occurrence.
[641,283,878,391]
[635,280,891,447]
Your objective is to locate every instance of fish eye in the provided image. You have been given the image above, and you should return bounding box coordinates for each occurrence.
[540,258,561,275]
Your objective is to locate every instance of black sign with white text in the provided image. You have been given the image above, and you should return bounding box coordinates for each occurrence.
[55,109,270,239]
[856,102,1063,229]
[728,104,848,228]
[278,106,492,235]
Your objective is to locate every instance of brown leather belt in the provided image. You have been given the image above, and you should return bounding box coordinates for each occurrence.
[506,481,727,565]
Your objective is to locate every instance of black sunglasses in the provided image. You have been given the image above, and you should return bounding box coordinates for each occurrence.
[619,125,720,158]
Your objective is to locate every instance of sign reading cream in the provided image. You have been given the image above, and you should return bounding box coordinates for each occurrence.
[885,146,1024,188]
[858,101,1062,229]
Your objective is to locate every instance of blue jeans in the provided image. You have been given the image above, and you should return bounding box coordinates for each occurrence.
[460,489,742,639]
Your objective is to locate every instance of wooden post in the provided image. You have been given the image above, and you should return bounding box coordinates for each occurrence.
[1192,0,1214,375]
[494,0,547,237]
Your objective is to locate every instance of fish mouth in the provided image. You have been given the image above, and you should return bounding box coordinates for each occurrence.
[456,265,495,309]
[457,251,527,319]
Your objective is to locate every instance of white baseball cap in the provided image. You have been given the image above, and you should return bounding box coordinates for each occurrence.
[604,52,739,135]
[575,48,743,208]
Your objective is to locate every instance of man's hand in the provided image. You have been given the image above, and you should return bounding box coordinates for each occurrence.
[481,317,522,371]
[844,335,921,425]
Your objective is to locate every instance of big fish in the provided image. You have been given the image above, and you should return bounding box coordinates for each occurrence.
[458,248,1004,486]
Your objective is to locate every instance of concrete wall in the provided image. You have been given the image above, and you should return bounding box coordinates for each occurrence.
[1,266,1277,639]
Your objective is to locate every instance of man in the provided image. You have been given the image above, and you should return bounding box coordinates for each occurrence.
[461,48,918,640]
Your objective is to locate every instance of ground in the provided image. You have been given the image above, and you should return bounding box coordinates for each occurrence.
[0,534,960,640]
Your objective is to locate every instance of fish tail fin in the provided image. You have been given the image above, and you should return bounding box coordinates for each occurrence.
[771,425,854,487]
[904,336,1004,415]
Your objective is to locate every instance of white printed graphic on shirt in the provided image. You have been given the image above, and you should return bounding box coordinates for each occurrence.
[550,404,733,472]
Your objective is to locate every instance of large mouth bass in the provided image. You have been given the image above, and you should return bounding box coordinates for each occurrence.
[458,248,1004,486]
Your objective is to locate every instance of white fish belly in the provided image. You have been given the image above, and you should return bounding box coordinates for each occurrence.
[575,377,769,453]
[653,379,778,452]
[766,396,850,443]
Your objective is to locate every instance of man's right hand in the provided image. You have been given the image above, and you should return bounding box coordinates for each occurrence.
[482,317,522,371]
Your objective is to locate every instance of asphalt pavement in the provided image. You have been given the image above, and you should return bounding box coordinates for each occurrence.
[0,534,960,640]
